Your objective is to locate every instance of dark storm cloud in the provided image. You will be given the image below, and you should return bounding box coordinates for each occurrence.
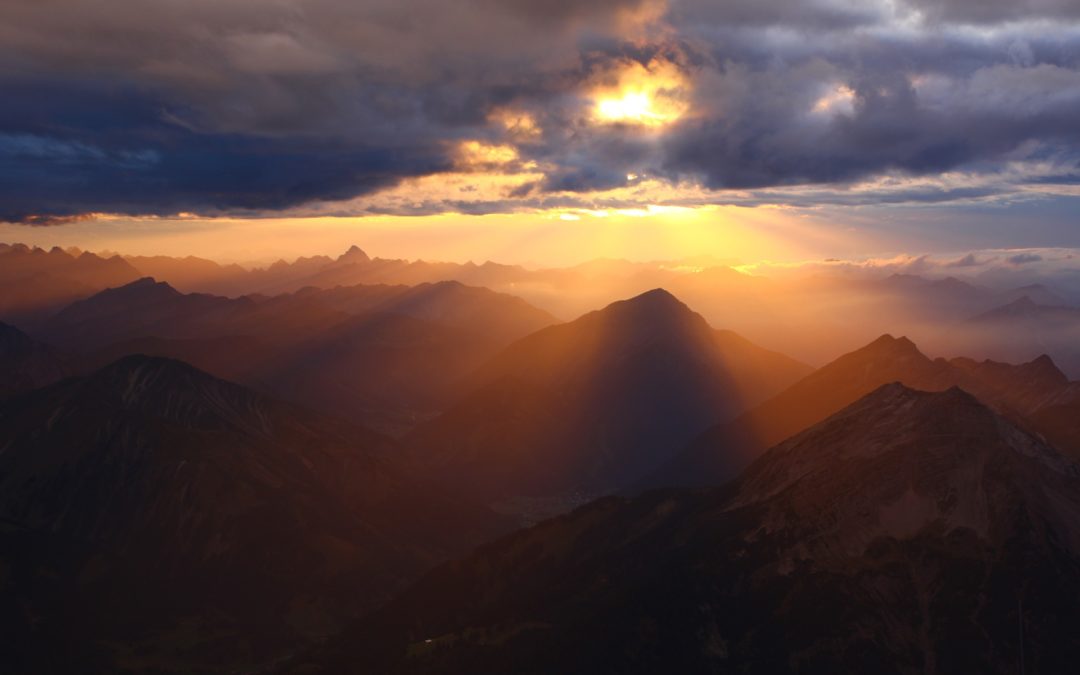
[901,0,1080,24]
[660,63,1080,190]
[2,0,1080,222]
[0,0,632,222]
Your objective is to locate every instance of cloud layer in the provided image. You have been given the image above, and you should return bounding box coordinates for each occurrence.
[2,0,1080,223]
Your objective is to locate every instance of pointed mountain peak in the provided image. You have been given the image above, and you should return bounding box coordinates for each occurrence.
[1024,353,1068,383]
[87,354,260,411]
[595,288,702,328]
[857,334,923,358]
[630,287,681,304]
[338,245,371,263]
[116,277,180,296]
[54,278,182,324]
[608,288,692,315]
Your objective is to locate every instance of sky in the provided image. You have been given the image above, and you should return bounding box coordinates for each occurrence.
[2,0,1080,264]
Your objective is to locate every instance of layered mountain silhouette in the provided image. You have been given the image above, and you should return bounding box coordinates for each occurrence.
[41,277,349,350]
[286,279,557,344]
[0,356,508,672]
[954,296,1080,377]
[407,289,811,502]
[38,277,556,433]
[0,244,141,321]
[297,384,1080,674]
[648,334,1078,489]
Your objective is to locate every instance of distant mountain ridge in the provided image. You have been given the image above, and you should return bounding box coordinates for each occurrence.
[31,276,557,433]
[0,244,141,321]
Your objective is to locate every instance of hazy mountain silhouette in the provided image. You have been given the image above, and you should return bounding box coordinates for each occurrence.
[122,254,251,295]
[49,277,556,433]
[296,384,1080,674]
[408,289,811,502]
[41,278,354,351]
[288,279,558,344]
[0,356,508,672]
[0,321,67,399]
[944,296,1080,378]
[0,244,141,321]
[996,284,1069,307]
[649,334,1079,489]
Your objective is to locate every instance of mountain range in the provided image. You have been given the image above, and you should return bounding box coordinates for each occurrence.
[295,384,1080,674]
[4,254,1080,674]
[36,276,556,434]
[648,332,1079,489]
[6,241,1080,377]
[0,356,509,672]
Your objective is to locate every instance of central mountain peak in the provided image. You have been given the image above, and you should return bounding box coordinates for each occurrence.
[409,289,811,501]
[338,244,371,264]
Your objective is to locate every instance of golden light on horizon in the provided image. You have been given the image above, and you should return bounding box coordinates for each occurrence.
[591,58,688,127]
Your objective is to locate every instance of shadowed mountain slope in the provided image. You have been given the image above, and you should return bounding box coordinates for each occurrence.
[408,289,811,501]
[649,334,1079,489]
[0,356,508,673]
[295,384,1080,674]
[0,321,67,399]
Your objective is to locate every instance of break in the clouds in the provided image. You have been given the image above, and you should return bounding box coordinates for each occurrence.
[2,0,1080,223]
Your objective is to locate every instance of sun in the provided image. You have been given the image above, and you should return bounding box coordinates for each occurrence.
[591,59,689,128]
[596,91,669,125]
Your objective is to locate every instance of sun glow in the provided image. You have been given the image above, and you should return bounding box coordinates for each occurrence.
[591,59,689,127]
[597,92,666,124]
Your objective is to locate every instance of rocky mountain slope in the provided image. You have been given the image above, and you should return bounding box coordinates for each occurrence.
[294,384,1080,674]
[0,356,508,673]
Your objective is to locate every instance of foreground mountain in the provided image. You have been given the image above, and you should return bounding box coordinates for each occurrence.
[649,334,1077,488]
[0,321,67,399]
[297,384,1080,674]
[408,289,811,503]
[0,356,507,673]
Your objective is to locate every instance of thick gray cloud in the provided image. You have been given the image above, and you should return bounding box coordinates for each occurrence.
[1,0,1080,222]
[901,0,1080,25]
